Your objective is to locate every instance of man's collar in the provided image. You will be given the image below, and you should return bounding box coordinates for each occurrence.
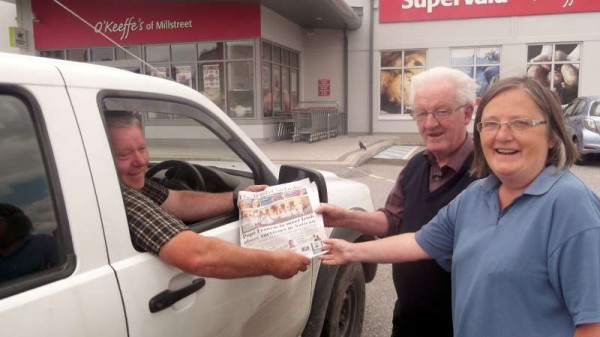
[423,134,473,171]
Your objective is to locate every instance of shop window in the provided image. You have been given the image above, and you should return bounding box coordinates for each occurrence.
[527,43,580,105]
[145,45,170,63]
[380,49,426,116]
[226,41,253,60]
[173,64,196,89]
[262,62,273,117]
[40,50,65,60]
[262,42,271,61]
[451,46,500,100]
[261,40,300,118]
[227,61,254,118]
[146,64,170,79]
[66,49,89,62]
[171,44,196,62]
[90,47,114,62]
[115,46,141,60]
[198,42,224,61]
[199,62,225,110]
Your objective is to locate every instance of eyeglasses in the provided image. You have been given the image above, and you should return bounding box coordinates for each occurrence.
[411,105,466,121]
[476,118,547,133]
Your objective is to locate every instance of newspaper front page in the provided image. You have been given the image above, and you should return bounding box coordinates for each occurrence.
[237,178,327,258]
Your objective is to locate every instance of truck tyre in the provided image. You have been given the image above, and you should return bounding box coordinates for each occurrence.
[321,262,365,337]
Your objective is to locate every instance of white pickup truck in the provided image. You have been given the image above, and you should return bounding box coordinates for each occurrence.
[0,53,376,337]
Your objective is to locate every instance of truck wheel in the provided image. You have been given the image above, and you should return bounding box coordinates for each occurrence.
[322,263,365,337]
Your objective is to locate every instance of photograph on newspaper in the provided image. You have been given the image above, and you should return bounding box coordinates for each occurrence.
[237,178,327,258]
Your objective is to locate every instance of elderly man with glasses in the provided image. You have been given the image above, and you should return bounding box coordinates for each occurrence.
[317,67,477,337]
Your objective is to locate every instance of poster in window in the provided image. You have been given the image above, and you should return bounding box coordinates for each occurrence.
[526,44,580,104]
[175,65,193,87]
[203,64,220,90]
[149,65,168,79]
[380,50,425,116]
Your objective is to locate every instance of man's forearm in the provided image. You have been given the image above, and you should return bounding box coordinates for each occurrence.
[342,210,389,237]
[167,190,234,222]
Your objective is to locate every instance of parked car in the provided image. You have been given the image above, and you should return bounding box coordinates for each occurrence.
[0,52,376,337]
[563,96,600,164]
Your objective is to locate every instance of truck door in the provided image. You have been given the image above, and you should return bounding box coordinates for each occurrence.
[70,92,313,337]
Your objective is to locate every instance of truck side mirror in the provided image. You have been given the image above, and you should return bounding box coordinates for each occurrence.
[278,164,328,203]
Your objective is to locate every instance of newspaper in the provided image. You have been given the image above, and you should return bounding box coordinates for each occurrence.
[237,178,327,258]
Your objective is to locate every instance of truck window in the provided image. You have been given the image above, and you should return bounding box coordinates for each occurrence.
[0,94,69,295]
[101,95,273,240]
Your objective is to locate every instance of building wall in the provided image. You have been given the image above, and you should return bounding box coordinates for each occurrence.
[345,0,600,134]
[0,1,20,54]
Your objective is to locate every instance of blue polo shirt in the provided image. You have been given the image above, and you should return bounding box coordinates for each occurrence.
[416,166,600,337]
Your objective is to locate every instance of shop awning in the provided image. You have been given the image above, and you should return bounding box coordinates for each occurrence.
[192,0,362,30]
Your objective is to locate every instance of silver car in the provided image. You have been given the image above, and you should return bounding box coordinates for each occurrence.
[563,96,600,164]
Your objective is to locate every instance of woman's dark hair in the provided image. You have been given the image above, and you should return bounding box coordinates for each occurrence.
[471,76,577,178]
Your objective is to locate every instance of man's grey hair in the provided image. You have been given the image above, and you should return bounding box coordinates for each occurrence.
[410,67,477,106]
[104,111,142,129]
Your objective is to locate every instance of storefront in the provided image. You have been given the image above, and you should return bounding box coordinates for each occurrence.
[8,0,600,138]
[12,0,359,140]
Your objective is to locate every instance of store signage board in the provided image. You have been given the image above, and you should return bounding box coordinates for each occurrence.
[380,0,600,23]
[32,0,260,49]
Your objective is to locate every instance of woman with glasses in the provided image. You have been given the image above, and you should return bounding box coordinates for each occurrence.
[320,77,600,337]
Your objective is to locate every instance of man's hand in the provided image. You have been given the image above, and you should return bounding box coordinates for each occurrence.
[270,251,311,279]
[244,184,268,193]
[316,203,349,228]
[319,238,354,266]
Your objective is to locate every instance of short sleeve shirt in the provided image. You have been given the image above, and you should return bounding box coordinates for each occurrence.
[415,167,600,337]
[122,180,189,255]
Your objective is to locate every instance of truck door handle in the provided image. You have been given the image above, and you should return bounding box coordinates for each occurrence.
[149,278,206,313]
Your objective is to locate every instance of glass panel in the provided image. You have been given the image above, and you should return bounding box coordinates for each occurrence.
[66,49,89,62]
[115,46,141,60]
[90,47,114,62]
[173,65,196,89]
[198,42,224,60]
[40,50,65,60]
[171,44,196,62]
[226,41,254,60]
[227,61,254,118]
[454,67,473,78]
[476,66,500,97]
[282,50,290,66]
[199,62,225,110]
[262,62,273,117]
[290,52,299,68]
[146,64,170,79]
[380,69,402,114]
[405,50,426,67]
[0,95,63,284]
[281,67,290,112]
[290,69,299,108]
[451,48,474,66]
[403,68,423,114]
[555,43,580,62]
[528,44,552,63]
[381,51,403,67]
[145,45,170,63]
[476,47,500,64]
[272,46,281,64]
[262,41,271,61]
[272,65,281,113]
